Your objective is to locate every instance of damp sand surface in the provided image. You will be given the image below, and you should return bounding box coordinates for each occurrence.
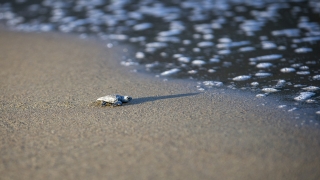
[1,30,320,180]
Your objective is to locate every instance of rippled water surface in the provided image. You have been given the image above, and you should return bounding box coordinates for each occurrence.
[1,0,320,119]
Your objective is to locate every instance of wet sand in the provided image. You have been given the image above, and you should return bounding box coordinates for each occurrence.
[1,30,320,180]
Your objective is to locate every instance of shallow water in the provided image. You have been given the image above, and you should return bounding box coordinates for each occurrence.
[1,0,320,120]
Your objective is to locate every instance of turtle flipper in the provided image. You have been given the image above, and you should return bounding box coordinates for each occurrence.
[113,101,122,106]
[101,101,107,106]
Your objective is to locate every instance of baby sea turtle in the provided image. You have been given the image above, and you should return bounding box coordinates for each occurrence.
[97,94,132,106]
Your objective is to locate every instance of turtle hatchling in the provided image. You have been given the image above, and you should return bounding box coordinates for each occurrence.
[97,94,132,106]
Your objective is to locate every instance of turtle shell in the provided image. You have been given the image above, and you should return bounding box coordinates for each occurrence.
[97,94,120,104]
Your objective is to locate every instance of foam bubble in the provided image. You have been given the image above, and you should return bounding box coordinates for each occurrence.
[299,66,309,70]
[129,36,146,42]
[193,48,201,52]
[133,23,152,31]
[240,20,264,32]
[256,94,266,98]
[218,38,232,43]
[294,84,305,88]
[262,88,279,93]
[209,58,220,63]
[145,62,159,69]
[250,54,282,61]
[145,47,156,53]
[183,40,191,45]
[255,72,272,77]
[272,29,300,37]
[106,43,113,48]
[295,47,312,53]
[197,41,214,47]
[278,105,287,108]
[274,80,286,88]
[146,42,167,48]
[178,57,190,63]
[232,75,251,81]
[194,24,212,33]
[288,107,297,112]
[158,29,181,36]
[208,69,216,73]
[306,99,315,103]
[108,34,128,41]
[277,46,286,50]
[294,92,315,101]
[170,21,185,31]
[156,36,180,43]
[173,54,183,58]
[313,75,320,80]
[261,41,277,49]
[121,61,138,66]
[296,71,310,75]
[218,49,231,55]
[160,52,167,57]
[203,81,223,87]
[188,70,197,74]
[239,46,255,52]
[211,22,222,29]
[302,86,320,91]
[203,34,214,40]
[192,60,206,66]
[217,41,250,48]
[296,36,320,43]
[291,63,302,68]
[256,63,272,68]
[160,68,180,76]
[280,67,295,73]
[135,52,145,59]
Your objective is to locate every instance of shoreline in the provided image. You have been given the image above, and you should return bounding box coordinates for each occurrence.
[1,29,320,180]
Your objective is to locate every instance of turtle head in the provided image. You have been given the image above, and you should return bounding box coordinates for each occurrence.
[122,96,132,102]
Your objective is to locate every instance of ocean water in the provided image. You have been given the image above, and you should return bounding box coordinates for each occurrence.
[1,0,320,121]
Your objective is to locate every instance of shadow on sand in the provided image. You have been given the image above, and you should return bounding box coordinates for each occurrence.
[128,93,199,105]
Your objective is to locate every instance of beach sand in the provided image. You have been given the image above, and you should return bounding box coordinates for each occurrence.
[1,30,320,180]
